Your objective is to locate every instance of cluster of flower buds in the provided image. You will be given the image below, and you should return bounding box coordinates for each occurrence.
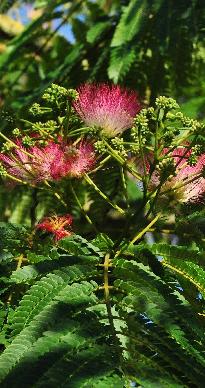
[111,137,127,157]
[155,96,179,111]
[175,112,204,134]
[29,103,52,116]
[131,108,151,147]
[30,120,58,135]
[42,84,70,104]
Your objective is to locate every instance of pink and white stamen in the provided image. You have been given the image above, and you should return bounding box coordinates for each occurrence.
[73,83,141,137]
[0,139,95,185]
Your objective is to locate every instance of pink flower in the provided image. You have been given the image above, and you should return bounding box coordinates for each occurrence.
[145,147,205,203]
[0,139,95,184]
[36,214,73,241]
[73,83,141,137]
[64,141,95,177]
[0,140,66,183]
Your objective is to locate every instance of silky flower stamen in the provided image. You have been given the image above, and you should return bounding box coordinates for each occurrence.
[73,83,141,137]
[65,141,96,177]
[0,138,96,184]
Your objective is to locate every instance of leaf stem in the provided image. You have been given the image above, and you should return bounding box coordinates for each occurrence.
[103,253,111,302]
[130,213,161,245]
[103,140,142,180]
[114,213,161,259]
[7,254,24,305]
[44,180,67,208]
[84,173,126,215]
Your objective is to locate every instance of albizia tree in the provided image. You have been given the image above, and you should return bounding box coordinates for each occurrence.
[0,83,205,387]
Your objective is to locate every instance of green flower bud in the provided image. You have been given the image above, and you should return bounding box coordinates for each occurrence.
[130,143,140,154]
[67,89,79,101]
[32,120,58,133]
[158,158,176,182]
[94,140,107,153]
[0,164,7,176]
[12,128,21,136]
[155,96,179,110]
[111,137,127,157]
[1,142,15,152]
[22,136,34,147]
[29,103,42,116]
[192,144,204,156]
[38,139,48,146]
[188,154,198,166]
[42,83,69,104]
[165,112,176,120]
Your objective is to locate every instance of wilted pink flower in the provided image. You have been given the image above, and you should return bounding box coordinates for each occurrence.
[163,148,205,203]
[73,83,141,137]
[131,146,205,203]
[145,147,205,203]
[0,139,95,184]
[36,214,73,241]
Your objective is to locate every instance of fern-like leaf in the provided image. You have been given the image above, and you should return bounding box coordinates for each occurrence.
[108,45,136,83]
[111,0,148,47]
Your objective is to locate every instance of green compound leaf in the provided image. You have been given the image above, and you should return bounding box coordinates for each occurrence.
[108,45,136,83]
[111,0,148,47]
[87,21,111,44]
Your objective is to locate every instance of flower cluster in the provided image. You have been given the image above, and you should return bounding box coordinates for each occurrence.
[2,82,204,244]
[73,83,141,137]
[36,214,73,241]
[0,139,95,184]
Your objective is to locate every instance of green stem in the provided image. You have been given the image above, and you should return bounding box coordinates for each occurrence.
[120,166,130,209]
[44,180,67,208]
[5,172,34,187]
[114,213,161,258]
[67,127,91,137]
[102,253,122,363]
[103,140,142,181]
[90,155,111,174]
[69,181,98,232]
[84,173,125,215]
[130,213,161,245]
[0,132,34,158]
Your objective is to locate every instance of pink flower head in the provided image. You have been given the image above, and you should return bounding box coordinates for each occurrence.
[36,214,73,241]
[73,83,141,137]
[0,140,66,184]
[0,144,37,183]
[0,139,95,184]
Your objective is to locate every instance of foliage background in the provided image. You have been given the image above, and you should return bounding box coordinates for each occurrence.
[0,0,205,114]
[0,1,205,387]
